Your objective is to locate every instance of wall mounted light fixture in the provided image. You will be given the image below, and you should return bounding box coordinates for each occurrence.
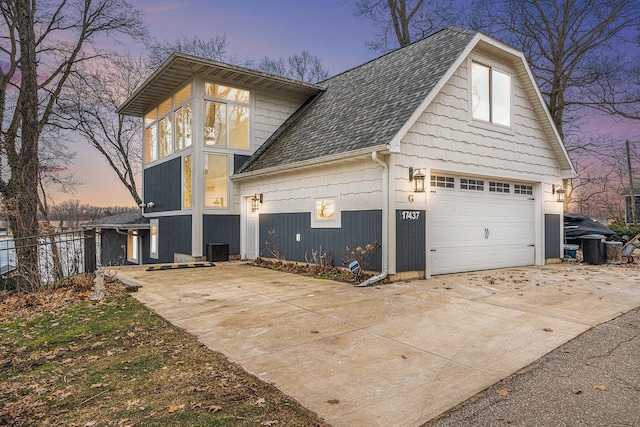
[251,193,263,212]
[552,184,566,203]
[409,167,426,193]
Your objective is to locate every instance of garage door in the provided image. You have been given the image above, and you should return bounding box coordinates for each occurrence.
[429,176,535,275]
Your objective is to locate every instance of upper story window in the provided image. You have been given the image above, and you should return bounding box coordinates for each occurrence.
[144,84,192,164]
[471,62,511,127]
[204,83,250,150]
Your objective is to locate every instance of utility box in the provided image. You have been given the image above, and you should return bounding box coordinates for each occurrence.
[206,243,229,262]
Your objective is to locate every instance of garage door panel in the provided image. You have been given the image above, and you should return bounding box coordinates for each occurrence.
[429,179,536,275]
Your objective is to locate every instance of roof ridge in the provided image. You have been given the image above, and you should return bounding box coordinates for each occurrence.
[319,26,477,84]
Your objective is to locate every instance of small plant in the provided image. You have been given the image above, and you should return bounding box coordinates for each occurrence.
[341,241,381,271]
[305,246,333,266]
[262,229,285,260]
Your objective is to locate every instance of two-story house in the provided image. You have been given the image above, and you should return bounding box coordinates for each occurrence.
[95,27,576,279]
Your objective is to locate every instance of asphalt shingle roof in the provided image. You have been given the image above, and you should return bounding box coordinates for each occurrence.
[238,27,477,173]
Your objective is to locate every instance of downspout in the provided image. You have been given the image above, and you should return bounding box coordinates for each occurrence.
[356,151,389,287]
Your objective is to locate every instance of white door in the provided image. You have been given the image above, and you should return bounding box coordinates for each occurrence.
[429,179,535,275]
[245,197,259,260]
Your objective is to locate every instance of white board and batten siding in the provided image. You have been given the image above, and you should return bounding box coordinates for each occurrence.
[397,51,565,275]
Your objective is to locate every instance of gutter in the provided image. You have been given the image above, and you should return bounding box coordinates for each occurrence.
[356,151,388,287]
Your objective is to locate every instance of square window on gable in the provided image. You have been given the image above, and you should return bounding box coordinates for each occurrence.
[471,62,511,127]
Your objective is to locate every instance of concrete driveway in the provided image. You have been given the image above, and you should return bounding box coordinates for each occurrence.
[116,262,640,427]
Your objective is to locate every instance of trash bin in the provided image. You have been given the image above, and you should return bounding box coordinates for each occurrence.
[206,243,229,262]
[564,244,579,259]
[604,241,622,265]
[582,234,606,265]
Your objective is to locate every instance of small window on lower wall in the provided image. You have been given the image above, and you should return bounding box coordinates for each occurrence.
[311,197,341,228]
[127,231,139,264]
[150,219,159,259]
[460,178,484,191]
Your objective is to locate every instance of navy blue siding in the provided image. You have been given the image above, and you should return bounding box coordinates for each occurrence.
[259,211,382,271]
[545,214,561,258]
[203,215,240,255]
[143,157,182,213]
[99,229,128,266]
[234,155,251,173]
[146,215,191,263]
[396,210,426,272]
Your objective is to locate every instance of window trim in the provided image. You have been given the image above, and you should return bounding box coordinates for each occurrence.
[150,219,159,260]
[127,230,139,264]
[470,60,512,128]
[311,196,342,229]
[203,82,251,150]
[144,82,193,165]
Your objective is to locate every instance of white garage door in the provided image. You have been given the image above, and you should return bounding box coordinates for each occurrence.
[429,176,535,275]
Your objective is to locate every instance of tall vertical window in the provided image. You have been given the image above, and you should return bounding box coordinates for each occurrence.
[150,219,159,259]
[183,155,192,208]
[127,231,139,263]
[144,83,192,163]
[204,154,228,208]
[471,62,511,126]
[204,83,250,149]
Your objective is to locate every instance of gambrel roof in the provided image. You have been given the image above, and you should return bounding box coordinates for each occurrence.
[237,27,576,178]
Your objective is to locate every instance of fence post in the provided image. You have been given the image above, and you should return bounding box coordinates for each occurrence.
[84,229,96,274]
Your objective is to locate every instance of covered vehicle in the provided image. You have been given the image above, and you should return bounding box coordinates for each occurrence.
[564,213,616,244]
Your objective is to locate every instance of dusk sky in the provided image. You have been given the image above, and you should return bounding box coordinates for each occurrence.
[53,0,639,207]
[56,0,380,207]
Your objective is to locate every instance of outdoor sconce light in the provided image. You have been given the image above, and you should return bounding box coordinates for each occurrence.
[552,184,566,203]
[251,193,263,212]
[409,167,426,193]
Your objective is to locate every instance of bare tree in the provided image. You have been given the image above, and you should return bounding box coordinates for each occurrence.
[485,0,640,140]
[146,34,229,69]
[257,51,330,83]
[353,0,463,50]
[57,54,146,206]
[0,0,146,290]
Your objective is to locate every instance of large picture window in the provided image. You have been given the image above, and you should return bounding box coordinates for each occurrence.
[204,83,250,149]
[204,154,228,208]
[144,83,192,163]
[471,62,511,126]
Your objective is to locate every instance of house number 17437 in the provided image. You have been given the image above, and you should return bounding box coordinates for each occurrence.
[401,211,420,220]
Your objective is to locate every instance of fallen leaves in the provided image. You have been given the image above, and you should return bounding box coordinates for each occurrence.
[496,389,509,396]
[593,385,608,391]
[327,399,339,404]
[168,403,185,413]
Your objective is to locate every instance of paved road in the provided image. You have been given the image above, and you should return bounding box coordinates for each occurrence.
[424,305,640,426]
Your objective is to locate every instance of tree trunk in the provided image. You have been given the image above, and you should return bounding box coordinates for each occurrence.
[14,0,42,291]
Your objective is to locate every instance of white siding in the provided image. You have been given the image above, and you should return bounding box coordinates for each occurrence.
[396,51,564,213]
[237,159,382,215]
[253,88,308,151]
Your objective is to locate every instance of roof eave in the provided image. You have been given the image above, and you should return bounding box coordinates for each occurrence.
[231,144,391,180]
[118,53,325,117]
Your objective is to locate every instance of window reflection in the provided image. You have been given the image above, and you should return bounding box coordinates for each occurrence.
[204,154,227,208]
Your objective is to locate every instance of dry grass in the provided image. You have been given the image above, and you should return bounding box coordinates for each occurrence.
[0,278,328,426]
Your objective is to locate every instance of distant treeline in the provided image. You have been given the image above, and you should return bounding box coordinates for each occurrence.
[45,200,137,225]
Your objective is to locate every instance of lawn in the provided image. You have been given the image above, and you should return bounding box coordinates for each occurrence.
[0,278,328,426]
